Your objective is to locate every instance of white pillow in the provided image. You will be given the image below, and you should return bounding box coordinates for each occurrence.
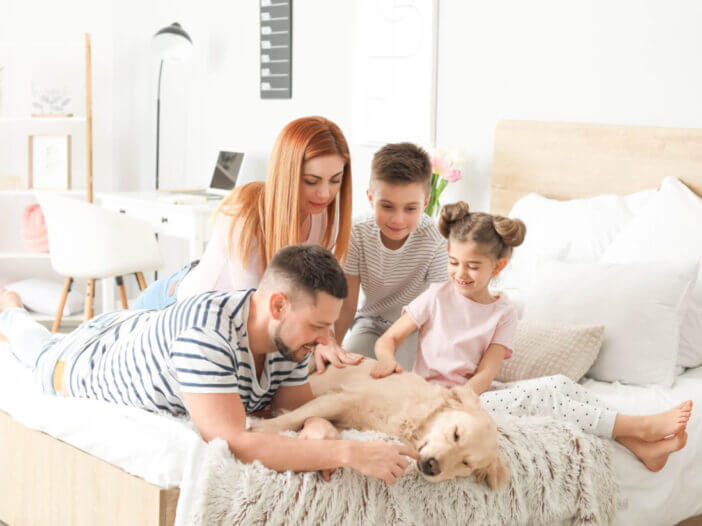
[499,191,645,288]
[602,177,702,369]
[522,260,698,387]
[622,188,657,216]
[496,322,604,383]
[6,278,84,316]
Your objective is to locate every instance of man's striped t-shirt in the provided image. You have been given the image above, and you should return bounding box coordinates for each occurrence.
[45,289,309,416]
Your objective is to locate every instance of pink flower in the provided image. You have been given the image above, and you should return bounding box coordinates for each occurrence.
[444,168,462,183]
[431,155,450,175]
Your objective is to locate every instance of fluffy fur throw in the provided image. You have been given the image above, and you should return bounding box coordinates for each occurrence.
[182,415,618,525]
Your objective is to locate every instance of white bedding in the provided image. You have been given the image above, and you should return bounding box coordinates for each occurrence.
[584,368,702,525]
[1,341,701,525]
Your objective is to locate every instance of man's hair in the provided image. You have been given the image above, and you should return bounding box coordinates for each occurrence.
[259,244,348,302]
[370,142,432,194]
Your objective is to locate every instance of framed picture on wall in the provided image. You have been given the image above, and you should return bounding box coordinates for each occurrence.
[28,134,71,190]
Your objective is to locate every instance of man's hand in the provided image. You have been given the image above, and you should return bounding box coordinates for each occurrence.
[370,357,402,378]
[345,442,419,485]
[314,340,364,374]
[299,417,342,481]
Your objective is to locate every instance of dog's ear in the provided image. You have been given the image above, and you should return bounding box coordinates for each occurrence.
[475,455,510,489]
[449,383,481,411]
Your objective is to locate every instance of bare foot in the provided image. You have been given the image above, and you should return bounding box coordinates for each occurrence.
[618,431,688,472]
[616,401,693,442]
[1,291,23,312]
[640,402,693,441]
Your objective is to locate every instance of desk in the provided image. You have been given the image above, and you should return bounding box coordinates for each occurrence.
[98,192,220,312]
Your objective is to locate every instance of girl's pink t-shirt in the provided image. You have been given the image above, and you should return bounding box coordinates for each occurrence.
[178,211,327,300]
[405,281,518,388]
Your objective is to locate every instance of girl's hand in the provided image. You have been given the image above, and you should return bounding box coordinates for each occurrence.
[370,357,402,378]
[314,341,364,374]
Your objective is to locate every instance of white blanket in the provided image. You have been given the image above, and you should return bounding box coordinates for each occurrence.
[180,417,618,526]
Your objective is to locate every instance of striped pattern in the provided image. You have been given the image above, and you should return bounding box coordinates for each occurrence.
[50,290,309,416]
[344,214,449,323]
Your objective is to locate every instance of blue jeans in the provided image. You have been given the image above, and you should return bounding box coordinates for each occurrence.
[131,260,199,311]
[0,307,59,393]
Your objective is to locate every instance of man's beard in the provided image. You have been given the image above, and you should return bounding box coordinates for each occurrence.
[272,323,311,362]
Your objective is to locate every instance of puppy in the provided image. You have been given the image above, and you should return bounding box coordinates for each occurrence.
[253,359,510,487]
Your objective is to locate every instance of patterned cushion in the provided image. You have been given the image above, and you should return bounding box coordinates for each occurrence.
[496,322,605,383]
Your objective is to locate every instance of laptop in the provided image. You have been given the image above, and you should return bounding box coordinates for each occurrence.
[168,151,244,201]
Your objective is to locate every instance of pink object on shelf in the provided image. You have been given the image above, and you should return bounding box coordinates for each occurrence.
[21,204,49,253]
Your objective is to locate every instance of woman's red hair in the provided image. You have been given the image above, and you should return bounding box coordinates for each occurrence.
[217,116,352,272]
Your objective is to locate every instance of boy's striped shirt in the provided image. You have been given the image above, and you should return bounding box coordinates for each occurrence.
[48,290,309,415]
[344,214,449,324]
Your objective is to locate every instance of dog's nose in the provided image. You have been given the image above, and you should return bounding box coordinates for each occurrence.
[419,457,440,476]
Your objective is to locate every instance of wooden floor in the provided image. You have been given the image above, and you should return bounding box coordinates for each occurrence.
[0,411,179,526]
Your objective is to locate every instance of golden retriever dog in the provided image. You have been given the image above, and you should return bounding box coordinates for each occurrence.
[252,359,510,488]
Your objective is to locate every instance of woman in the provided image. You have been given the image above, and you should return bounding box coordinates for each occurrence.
[133,116,362,368]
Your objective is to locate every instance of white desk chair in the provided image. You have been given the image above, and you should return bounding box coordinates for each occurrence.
[37,192,163,331]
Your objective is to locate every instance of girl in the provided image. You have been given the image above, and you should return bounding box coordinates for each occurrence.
[372,201,692,472]
[133,116,363,369]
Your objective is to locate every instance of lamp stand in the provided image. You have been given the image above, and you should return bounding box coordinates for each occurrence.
[155,59,164,191]
[154,59,164,280]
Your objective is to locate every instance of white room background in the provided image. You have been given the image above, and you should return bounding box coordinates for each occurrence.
[2,0,702,275]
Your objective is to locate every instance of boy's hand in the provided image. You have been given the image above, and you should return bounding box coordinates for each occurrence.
[314,341,364,374]
[370,357,402,378]
[299,417,342,481]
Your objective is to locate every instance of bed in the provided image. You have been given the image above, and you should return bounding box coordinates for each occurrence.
[1,119,702,525]
[491,120,702,525]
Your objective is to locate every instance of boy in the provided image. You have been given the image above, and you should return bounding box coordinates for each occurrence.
[318,143,448,372]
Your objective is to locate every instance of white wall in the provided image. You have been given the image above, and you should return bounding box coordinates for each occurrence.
[113,0,702,217]
[436,0,702,210]
[4,0,702,253]
[111,0,359,191]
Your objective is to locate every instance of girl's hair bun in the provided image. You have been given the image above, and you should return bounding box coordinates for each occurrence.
[438,201,471,238]
[492,216,526,247]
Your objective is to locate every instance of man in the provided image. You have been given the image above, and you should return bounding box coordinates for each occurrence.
[0,245,417,485]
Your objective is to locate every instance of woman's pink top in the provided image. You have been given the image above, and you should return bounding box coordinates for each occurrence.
[178,211,327,300]
[404,281,518,388]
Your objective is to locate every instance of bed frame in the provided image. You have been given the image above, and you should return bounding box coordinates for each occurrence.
[491,119,702,526]
[0,410,179,526]
[491,120,702,215]
[3,120,702,526]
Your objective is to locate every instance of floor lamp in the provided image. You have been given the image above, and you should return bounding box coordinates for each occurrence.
[151,23,193,280]
[152,22,193,191]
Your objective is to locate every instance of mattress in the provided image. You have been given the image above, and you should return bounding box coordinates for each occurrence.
[1,341,701,524]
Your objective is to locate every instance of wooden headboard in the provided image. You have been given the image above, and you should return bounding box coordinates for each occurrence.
[490,120,702,215]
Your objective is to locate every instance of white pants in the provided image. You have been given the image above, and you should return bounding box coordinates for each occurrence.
[0,307,52,369]
[342,316,418,372]
[480,374,618,438]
